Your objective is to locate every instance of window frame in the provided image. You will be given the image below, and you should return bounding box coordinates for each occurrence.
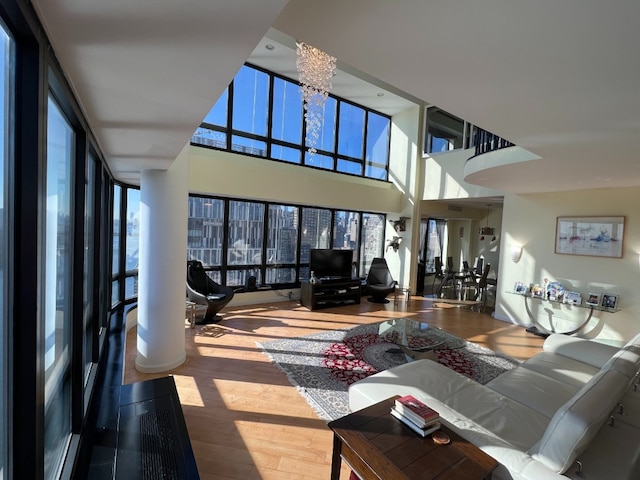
[192,63,392,182]
[186,193,385,288]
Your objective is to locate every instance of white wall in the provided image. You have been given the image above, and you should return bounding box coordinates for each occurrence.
[189,147,403,213]
[496,188,640,343]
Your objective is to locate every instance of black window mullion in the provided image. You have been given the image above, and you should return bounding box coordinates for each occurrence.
[361,111,369,162]
[266,73,274,159]
[71,131,87,433]
[90,160,103,361]
[261,202,270,282]
[225,81,233,151]
[221,200,230,283]
[11,22,45,480]
[333,101,341,172]
[117,185,127,306]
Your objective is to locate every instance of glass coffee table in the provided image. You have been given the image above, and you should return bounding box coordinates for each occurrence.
[377,318,466,361]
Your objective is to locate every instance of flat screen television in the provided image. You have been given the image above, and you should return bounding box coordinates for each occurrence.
[310,249,353,280]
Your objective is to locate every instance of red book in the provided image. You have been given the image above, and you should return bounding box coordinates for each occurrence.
[394,395,439,427]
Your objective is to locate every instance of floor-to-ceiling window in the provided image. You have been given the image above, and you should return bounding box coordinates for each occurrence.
[360,213,385,274]
[227,200,264,286]
[82,155,96,386]
[0,18,12,480]
[111,184,121,306]
[266,204,297,284]
[125,188,140,299]
[333,210,360,274]
[44,94,75,479]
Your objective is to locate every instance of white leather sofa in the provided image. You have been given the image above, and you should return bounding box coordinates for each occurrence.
[348,333,640,480]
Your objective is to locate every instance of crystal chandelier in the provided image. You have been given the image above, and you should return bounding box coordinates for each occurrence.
[296,42,336,154]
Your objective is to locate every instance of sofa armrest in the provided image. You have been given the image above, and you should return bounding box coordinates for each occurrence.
[543,334,619,369]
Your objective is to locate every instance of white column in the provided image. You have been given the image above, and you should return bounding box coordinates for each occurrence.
[135,145,189,373]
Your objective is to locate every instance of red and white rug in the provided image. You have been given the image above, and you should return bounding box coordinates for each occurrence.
[258,321,520,421]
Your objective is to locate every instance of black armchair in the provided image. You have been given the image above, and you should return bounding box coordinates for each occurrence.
[186,260,234,324]
[365,257,397,303]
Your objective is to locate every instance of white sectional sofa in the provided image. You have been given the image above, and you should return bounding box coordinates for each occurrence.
[348,333,640,480]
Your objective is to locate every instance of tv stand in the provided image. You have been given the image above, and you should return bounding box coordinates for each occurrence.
[301,279,361,310]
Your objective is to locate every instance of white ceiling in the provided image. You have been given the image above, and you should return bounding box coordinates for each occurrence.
[32,0,640,194]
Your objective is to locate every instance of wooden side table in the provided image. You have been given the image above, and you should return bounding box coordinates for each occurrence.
[328,396,497,480]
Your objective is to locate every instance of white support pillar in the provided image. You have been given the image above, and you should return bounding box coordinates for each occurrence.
[135,145,189,373]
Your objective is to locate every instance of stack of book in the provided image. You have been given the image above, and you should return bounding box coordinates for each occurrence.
[390,395,441,437]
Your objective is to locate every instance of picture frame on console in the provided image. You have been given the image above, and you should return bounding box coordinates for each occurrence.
[532,285,545,298]
[514,282,528,294]
[586,293,600,306]
[563,291,582,306]
[601,293,619,310]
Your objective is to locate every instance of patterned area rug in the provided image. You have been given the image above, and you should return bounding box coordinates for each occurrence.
[257,321,520,421]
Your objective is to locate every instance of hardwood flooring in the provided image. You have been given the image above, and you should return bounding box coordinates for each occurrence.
[124,295,544,480]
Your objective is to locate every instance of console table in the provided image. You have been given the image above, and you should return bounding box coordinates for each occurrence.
[300,278,361,310]
[508,291,619,336]
[328,396,497,480]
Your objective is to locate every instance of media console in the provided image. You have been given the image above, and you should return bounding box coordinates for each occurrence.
[301,278,361,310]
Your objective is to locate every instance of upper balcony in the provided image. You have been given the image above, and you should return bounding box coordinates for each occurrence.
[464,128,541,193]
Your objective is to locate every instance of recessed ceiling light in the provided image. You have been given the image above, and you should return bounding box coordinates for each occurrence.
[265,44,275,51]
[377,92,384,97]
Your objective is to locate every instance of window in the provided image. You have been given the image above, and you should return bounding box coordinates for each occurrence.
[44,94,75,479]
[266,204,297,284]
[187,196,225,268]
[0,20,12,479]
[359,213,385,274]
[300,207,331,281]
[83,155,96,385]
[232,65,269,155]
[365,112,390,179]
[424,108,472,154]
[111,184,121,306]
[337,102,365,159]
[125,188,139,299]
[271,77,303,145]
[193,64,390,181]
[333,211,360,275]
[227,200,264,286]
[185,195,385,288]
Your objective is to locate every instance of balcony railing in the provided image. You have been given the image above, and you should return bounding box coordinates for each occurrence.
[473,128,514,156]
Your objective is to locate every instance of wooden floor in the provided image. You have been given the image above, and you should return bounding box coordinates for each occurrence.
[124,295,544,480]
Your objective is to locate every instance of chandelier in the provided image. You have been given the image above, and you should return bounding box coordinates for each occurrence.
[296,42,336,154]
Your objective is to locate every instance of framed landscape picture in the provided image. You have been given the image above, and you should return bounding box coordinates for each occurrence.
[555,216,624,258]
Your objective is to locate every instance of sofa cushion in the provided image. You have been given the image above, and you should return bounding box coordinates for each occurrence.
[531,369,629,473]
[486,366,580,419]
[518,351,601,389]
[542,334,619,368]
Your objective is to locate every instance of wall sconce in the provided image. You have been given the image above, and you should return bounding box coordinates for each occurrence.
[510,244,523,263]
[390,217,410,232]
[387,236,403,252]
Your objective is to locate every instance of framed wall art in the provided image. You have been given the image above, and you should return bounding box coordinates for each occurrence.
[555,216,624,258]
